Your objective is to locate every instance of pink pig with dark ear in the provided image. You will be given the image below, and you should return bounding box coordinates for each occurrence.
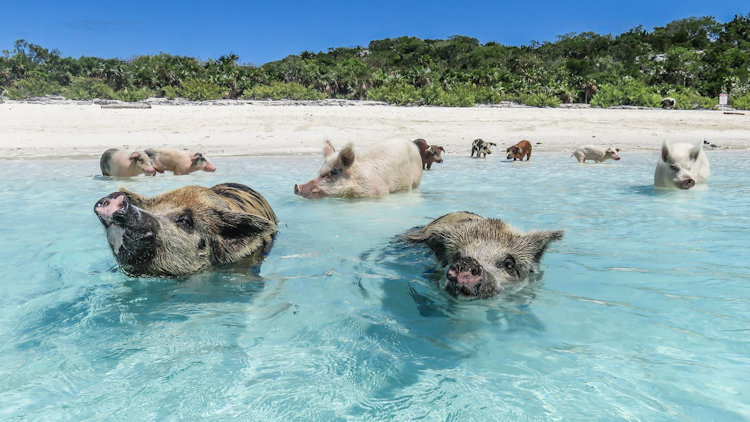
[294,139,423,198]
[99,148,157,177]
[145,148,216,175]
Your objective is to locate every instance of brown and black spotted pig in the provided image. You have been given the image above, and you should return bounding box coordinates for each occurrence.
[404,211,563,298]
[413,138,445,170]
[94,183,277,277]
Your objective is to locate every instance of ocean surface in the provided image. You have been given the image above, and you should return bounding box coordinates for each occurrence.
[1,150,748,420]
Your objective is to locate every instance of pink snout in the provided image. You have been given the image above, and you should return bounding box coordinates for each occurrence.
[144,167,157,176]
[203,162,216,172]
[294,180,322,198]
[94,192,127,220]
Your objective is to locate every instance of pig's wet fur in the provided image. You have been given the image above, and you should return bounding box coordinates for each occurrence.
[404,211,563,298]
[95,183,277,277]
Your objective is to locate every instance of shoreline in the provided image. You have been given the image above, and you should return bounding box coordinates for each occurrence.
[2,99,748,159]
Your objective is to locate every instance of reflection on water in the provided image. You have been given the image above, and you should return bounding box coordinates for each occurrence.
[1,151,749,419]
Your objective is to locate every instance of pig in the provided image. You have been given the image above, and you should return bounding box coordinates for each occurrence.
[144,148,216,175]
[654,140,710,190]
[661,97,676,109]
[100,148,156,177]
[506,140,532,161]
[94,183,278,277]
[294,139,423,198]
[571,145,621,163]
[404,211,564,298]
[413,138,445,169]
[470,139,496,158]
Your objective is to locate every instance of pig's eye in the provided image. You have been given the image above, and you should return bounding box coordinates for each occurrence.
[174,214,194,231]
[496,256,516,273]
[330,168,342,176]
[670,164,679,171]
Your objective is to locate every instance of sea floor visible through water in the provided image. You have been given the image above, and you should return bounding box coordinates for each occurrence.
[1,151,748,420]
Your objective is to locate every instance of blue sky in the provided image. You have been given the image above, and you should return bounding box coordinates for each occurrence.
[1,0,747,65]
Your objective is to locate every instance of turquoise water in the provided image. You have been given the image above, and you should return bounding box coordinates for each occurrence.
[1,150,749,420]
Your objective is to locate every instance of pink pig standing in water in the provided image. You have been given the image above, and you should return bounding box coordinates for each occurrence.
[145,148,216,175]
[99,149,156,177]
[294,139,423,198]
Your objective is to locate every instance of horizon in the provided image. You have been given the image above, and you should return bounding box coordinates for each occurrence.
[2,1,748,66]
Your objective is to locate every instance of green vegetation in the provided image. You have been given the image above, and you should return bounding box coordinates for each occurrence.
[1,13,749,108]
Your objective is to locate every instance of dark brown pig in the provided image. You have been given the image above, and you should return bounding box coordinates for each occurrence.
[506,140,532,161]
[100,149,156,177]
[413,138,445,170]
[145,148,216,175]
[294,139,423,198]
[94,183,277,277]
[404,212,563,298]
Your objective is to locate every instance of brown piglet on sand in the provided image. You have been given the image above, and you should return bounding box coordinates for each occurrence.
[506,140,532,161]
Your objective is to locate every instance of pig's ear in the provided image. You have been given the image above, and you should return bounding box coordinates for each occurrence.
[660,140,671,162]
[524,230,564,262]
[338,144,356,169]
[210,211,276,262]
[324,140,336,158]
[118,188,150,207]
[689,142,703,161]
[129,152,141,160]
[615,148,621,152]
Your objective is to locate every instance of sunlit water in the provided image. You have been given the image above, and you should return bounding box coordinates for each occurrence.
[1,150,749,420]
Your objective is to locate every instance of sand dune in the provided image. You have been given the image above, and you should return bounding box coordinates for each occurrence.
[1,100,748,159]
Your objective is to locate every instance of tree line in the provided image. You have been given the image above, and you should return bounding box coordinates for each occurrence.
[1,13,749,108]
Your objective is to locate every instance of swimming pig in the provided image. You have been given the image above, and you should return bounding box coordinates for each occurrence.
[506,140,532,161]
[294,139,423,198]
[571,145,621,163]
[94,183,277,277]
[145,148,216,175]
[404,212,564,298]
[654,140,710,189]
[413,138,445,170]
[100,148,156,177]
[470,139,496,158]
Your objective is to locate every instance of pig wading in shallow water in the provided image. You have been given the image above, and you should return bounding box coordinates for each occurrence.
[654,140,710,189]
[100,149,156,177]
[404,212,564,298]
[413,138,445,170]
[145,148,216,175]
[294,139,423,198]
[94,183,277,277]
[571,145,621,163]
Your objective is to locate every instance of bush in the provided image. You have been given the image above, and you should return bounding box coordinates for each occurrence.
[4,77,63,99]
[162,86,180,100]
[367,81,422,105]
[731,93,750,110]
[61,76,116,100]
[521,92,561,107]
[180,78,225,101]
[115,87,153,102]
[591,80,662,107]
[241,82,324,100]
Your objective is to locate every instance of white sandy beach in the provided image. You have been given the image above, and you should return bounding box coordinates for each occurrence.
[1,100,748,159]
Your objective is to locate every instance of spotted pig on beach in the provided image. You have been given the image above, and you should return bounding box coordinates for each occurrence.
[94,183,277,277]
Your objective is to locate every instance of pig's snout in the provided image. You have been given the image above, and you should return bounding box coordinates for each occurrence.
[678,178,696,190]
[204,162,216,172]
[446,256,484,296]
[94,192,134,225]
[294,181,321,198]
[144,168,157,176]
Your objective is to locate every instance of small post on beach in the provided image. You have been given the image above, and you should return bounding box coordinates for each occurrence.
[719,93,728,111]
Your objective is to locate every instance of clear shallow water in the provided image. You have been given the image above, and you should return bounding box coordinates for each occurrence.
[1,150,749,420]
